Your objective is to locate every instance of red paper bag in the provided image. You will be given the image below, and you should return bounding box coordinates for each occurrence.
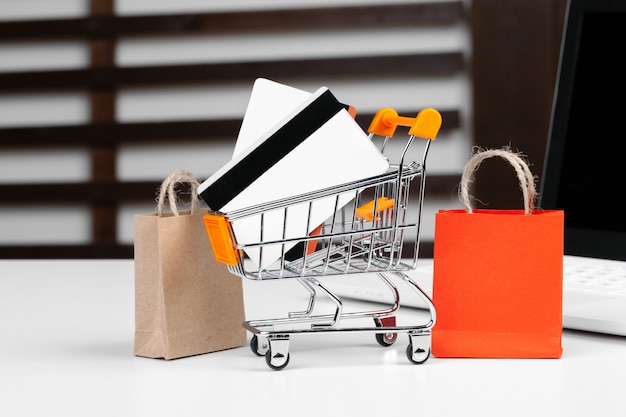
[432,148,564,358]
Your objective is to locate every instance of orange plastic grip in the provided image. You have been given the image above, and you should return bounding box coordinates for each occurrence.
[203,214,240,266]
[367,107,442,140]
[356,197,395,222]
[410,107,442,140]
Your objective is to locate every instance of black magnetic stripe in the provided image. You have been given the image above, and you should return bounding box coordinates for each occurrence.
[200,89,344,210]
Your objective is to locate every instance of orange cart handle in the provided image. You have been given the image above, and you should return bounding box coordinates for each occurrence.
[367,107,442,140]
[355,197,395,222]
[203,213,240,266]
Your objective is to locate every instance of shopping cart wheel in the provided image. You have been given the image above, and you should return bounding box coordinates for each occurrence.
[374,317,398,347]
[406,344,430,364]
[250,335,269,357]
[265,350,290,371]
[265,336,291,371]
[406,332,431,364]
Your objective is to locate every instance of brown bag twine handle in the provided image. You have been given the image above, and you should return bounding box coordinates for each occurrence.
[460,147,536,215]
[157,169,201,217]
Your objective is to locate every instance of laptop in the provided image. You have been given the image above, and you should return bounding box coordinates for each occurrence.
[538,0,626,335]
[330,0,626,336]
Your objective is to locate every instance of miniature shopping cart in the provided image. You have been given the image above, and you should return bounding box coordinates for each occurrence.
[203,107,441,370]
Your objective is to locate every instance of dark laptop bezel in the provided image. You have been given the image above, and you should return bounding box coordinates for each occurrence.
[540,0,626,261]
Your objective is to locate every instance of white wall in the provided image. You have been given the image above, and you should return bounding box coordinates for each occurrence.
[0,0,471,247]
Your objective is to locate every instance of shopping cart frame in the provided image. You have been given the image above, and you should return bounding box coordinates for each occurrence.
[203,107,441,370]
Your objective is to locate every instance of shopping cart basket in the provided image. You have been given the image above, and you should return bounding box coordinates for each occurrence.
[203,107,441,370]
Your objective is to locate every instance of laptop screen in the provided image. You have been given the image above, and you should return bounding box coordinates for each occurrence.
[540,0,626,261]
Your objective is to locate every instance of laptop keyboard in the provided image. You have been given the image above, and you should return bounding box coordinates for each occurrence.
[563,256,626,295]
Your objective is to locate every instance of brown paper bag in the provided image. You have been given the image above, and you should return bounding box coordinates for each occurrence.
[134,170,246,360]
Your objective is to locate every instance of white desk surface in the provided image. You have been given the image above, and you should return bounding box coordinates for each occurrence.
[1,259,625,417]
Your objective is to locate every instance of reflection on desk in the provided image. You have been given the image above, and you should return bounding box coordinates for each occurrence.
[1,260,624,417]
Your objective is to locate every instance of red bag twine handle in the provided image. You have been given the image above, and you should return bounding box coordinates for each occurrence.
[460,147,536,215]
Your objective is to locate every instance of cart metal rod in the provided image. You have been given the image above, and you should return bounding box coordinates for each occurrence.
[232,222,420,250]
[246,303,400,329]
[244,322,434,337]
[222,165,422,220]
